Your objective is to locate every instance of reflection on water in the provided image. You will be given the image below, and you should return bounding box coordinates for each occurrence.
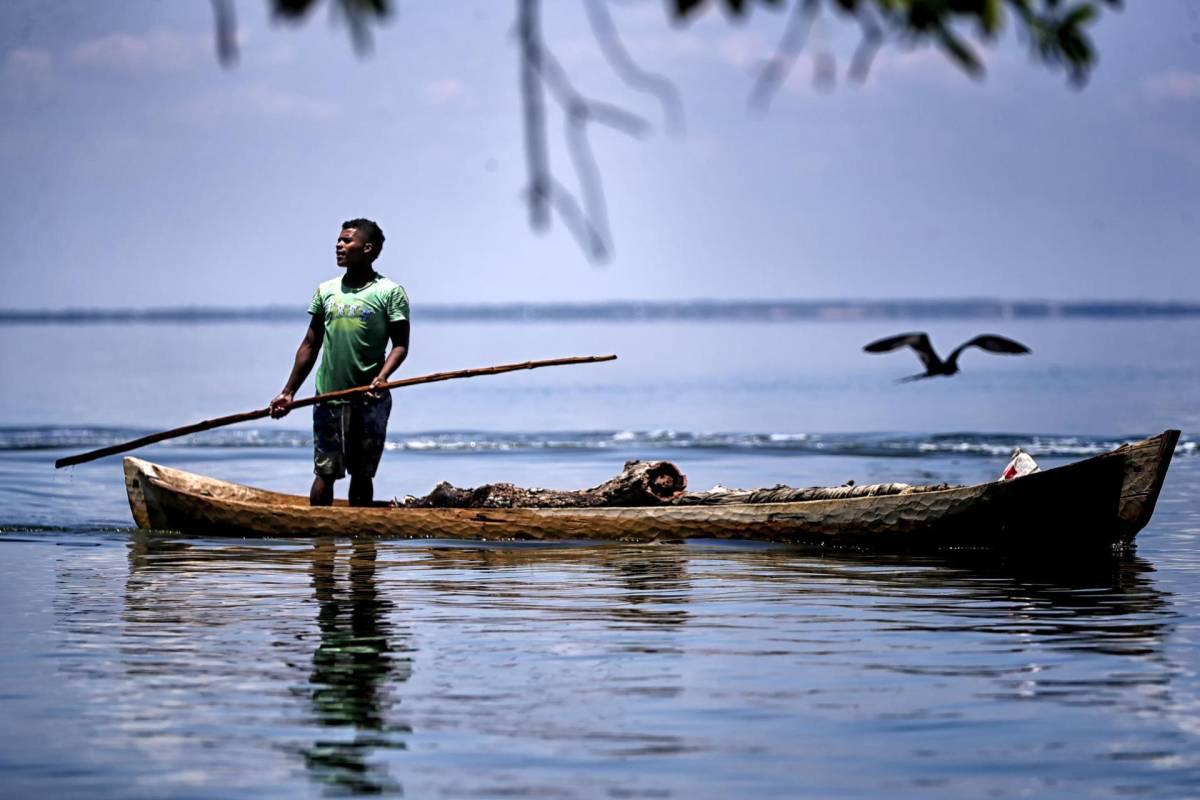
[303,538,411,795]
[81,536,1198,796]
[123,535,414,795]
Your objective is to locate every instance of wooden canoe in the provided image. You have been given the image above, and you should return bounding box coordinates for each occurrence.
[123,429,1180,550]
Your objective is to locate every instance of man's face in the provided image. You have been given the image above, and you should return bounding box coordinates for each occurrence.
[335,228,372,269]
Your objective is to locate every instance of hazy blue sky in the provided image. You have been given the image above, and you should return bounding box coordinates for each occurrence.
[0,1,1197,308]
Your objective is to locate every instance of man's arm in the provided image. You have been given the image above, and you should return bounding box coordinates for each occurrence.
[269,315,325,418]
[368,319,411,393]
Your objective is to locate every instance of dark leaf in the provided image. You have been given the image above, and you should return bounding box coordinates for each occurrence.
[981,0,1003,36]
[271,0,320,18]
[1057,29,1093,65]
[937,27,984,77]
[673,0,784,20]
[1063,3,1098,27]
[671,0,709,19]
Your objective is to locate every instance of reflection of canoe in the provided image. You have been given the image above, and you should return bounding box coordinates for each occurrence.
[124,430,1180,549]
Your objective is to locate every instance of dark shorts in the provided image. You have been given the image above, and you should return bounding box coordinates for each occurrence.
[312,394,392,480]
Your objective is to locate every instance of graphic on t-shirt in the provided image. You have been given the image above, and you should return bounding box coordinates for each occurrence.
[324,301,377,323]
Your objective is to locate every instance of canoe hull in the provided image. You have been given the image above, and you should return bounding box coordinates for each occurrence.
[123,430,1180,550]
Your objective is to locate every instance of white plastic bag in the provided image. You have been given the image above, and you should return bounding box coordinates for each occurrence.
[1001,447,1040,480]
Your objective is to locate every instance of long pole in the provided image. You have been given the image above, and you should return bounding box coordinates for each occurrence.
[54,354,617,469]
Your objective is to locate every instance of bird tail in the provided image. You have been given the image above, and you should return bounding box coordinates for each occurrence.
[897,373,932,384]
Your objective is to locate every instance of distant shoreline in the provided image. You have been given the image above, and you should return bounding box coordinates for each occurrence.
[2,299,1199,325]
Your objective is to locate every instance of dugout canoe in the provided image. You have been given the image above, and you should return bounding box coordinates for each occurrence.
[123,429,1180,550]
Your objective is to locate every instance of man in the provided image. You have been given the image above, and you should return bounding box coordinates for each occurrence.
[269,218,410,507]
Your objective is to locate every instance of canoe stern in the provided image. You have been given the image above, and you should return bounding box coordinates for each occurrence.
[124,457,157,530]
[1115,428,1180,542]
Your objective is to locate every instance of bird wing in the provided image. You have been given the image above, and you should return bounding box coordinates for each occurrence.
[946,334,1031,368]
[863,332,939,372]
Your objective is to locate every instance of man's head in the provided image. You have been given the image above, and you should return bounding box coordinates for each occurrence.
[336,218,385,269]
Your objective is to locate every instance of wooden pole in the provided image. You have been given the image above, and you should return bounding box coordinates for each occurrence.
[54,354,617,469]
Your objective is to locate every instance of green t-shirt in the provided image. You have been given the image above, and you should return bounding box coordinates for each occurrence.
[308,273,409,400]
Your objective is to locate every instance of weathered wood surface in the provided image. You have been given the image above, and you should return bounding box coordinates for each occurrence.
[123,430,1180,551]
[406,460,687,508]
[672,481,957,505]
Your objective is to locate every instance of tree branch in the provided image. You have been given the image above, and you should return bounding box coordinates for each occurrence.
[211,0,239,68]
[749,0,819,111]
[518,2,651,262]
[584,0,685,134]
[518,0,551,232]
[203,0,1121,265]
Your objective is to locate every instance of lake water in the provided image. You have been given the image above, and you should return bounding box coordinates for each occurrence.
[1,317,1198,798]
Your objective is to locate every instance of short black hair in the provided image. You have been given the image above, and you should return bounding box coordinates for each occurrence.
[342,217,385,258]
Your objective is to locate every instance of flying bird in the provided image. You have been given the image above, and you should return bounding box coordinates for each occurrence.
[863,332,1031,382]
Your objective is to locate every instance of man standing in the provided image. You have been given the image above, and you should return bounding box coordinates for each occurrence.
[269,218,410,507]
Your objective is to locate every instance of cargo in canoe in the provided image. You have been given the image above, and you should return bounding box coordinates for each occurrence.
[123,430,1180,551]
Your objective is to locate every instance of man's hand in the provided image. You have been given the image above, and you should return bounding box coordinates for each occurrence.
[366,376,389,400]
[269,391,294,418]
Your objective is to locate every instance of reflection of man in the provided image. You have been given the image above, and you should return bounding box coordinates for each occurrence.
[304,538,410,795]
[269,218,410,507]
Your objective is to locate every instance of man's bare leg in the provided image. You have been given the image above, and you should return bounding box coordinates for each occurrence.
[310,475,334,506]
[348,474,374,507]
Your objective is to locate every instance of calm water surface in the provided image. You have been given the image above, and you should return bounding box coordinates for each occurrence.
[2,318,1198,798]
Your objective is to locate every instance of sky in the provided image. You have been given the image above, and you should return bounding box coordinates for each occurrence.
[0,0,1197,309]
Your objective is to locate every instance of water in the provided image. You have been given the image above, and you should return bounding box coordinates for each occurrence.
[2,318,1199,798]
